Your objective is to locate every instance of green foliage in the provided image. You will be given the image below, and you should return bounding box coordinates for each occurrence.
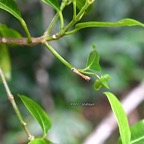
[104,92,131,144]
[0,44,11,80]
[19,95,52,137]
[118,120,144,144]
[28,138,52,144]
[94,74,111,90]
[0,0,144,144]
[0,0,21,20]
[86,47,101,71]
[41,0,60,12]
[0,24,21,38]
[0,0,31,40]
[75,18,144,31]
[76,0,93,13]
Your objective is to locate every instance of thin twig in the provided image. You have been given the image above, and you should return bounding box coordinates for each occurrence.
[0,68,34,141]
[71,68,91,81]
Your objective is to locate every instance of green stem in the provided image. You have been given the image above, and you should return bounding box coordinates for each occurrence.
[72,0,77,20]
[58,11,65,30]
[0,68,34,141]
[65,28,78,35]
[44,42,73,69]
[63,1,91,32]
[44,43,91,81]
[21,20,32,43]
[78,70,95,75]
[47,13,59,35]
[46,0,68,35]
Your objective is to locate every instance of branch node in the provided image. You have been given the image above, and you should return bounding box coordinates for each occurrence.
[71,68,91,81]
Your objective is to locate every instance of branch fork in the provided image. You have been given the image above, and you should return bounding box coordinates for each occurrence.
[71,68,91,81]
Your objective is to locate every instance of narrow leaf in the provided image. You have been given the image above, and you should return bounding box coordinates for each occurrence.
[118,120,144,144]
[0,0,31,39]
[41,0,60,12]
[104,92,131,144]
[19,95,52,136]
[0,44,11,80]
[0,0,22,21]
[75,18,144,31]
[0,24,21,38]
[86,48,101,71]
[28,138,53,144]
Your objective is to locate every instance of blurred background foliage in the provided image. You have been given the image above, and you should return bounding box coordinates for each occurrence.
[0,0,144,144]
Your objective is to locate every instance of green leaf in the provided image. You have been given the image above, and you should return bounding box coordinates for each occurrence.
[93,74,111,90]
[0,0,31,40]
[19,95,52,136]
[41,0,60,12]
[0,24,21,38]
[75,18,144,31]
[28,138,53,144]
[76,0,93,13]
[104,92,131,144]
[86,48,101,71]
[118,120,144,144]
[0,44,11,80]
[0,0,22,21]
[93,79,102,90]
[100,74,111,88]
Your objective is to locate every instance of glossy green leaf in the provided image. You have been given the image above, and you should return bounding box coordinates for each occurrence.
[100,74,111,88]
[0,0,31,39]
[0,0,22,21]
[118,120,144,144]
[41,0,60,12]
[0,44,11,80]
[0,24,21,38]
[94,74,111,90]
[76,0,93,13]
[130,120,144,144]
[19,95,52,136]
[93,79,102,90]
[75,18,144,31]
[86,48,101,71]
[104,92,131,144]
[28,138,53,144]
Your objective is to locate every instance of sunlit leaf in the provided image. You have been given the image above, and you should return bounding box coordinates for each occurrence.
[118,120,144,144]
[0,0,22,21]
[28,138,53,144]
[93,74,110,90]
[100,74,111,89]
[86,48,101,71]
[93,79,102,90]
[75,18,144,31]
[0,44,11,80]
[41,0,60,12]
[19,95,52,136]
[0,0,31,39]
[0,24,21,38]
[104,92,131,144]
